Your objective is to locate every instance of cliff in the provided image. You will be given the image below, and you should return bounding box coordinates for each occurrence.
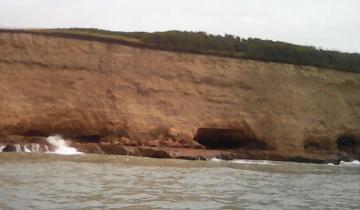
[1,31,360,162]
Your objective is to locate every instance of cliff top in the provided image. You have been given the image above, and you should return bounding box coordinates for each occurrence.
[1,28,359,73]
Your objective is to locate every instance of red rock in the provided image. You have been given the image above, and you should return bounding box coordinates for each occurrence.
[100,145,128,155]
[0,31,360,162]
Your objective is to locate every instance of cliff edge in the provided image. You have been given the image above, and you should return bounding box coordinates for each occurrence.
[1,31,360,162]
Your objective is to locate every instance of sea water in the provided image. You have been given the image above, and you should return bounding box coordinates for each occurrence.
[0,153,359,210]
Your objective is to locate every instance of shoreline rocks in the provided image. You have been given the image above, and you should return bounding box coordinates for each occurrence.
[0,135,354,164]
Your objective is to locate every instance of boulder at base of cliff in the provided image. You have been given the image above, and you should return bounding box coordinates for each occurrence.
[2,145,17,152]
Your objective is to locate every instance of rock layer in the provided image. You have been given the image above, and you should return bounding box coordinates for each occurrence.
[0,31,360,162]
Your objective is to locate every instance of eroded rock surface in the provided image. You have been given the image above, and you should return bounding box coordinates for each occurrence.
[0,31,360,162]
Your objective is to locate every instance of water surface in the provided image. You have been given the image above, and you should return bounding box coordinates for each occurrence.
[0,153,359,210]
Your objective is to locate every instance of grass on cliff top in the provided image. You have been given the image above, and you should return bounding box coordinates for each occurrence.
[3,28,360,73]
[30,28,142,44]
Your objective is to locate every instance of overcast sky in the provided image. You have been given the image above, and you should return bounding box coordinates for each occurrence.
[1,0,359,53]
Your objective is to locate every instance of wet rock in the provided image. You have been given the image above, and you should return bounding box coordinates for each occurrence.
[100,145,128,155]
[74,143,104,154]
[2,145,17,152]
[176,155,207,160]
[137,147,172,158]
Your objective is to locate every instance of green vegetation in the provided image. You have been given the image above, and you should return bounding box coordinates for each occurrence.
[120,30,360,73]
[21,28,360,73]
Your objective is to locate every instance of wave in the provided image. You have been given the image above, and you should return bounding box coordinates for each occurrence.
[210,157,223,162]
[339,160,360,167]
[210,158,276,165]
[46,135,83,155]
[231,159,276,165]
[0,135,82,155]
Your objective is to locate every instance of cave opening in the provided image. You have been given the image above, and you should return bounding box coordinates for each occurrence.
[24,129,48,137]
[337,134,360,153]
[74,135,102,143]
[194,128,267,150]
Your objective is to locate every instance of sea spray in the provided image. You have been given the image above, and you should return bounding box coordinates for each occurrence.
[210,157,223,162]
[23,145,31,153]
[44,145,49,152]
[31,143,40,153]
[46,135,83,155]
[340,160,360,167]
[15,144,22,152]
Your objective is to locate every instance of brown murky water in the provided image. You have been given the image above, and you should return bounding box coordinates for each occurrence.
[0,153,359,210]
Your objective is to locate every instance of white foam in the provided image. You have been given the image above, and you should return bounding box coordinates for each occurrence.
[44,145,49,152]
[46,135,83,155]
[210,158,277,165]
[231,159,276,165]
[15,144,22,152]
[31,143,40,153]
[340,160,360,167]
[23,145,31,153]
[210,157,223,162]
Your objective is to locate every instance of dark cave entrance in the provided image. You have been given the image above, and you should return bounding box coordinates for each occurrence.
[194,128,267,150]
[24,129,49,137]
[337,134,360,153]
[74,135,102,143]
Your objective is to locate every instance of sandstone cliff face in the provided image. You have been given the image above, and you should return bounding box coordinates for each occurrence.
[1,32,360,162]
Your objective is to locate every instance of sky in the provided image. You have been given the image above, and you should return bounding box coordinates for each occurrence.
[0,0,359,53]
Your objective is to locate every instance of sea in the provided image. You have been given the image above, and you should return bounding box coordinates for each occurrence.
[0,136,359,209]
[0,151,359,210]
